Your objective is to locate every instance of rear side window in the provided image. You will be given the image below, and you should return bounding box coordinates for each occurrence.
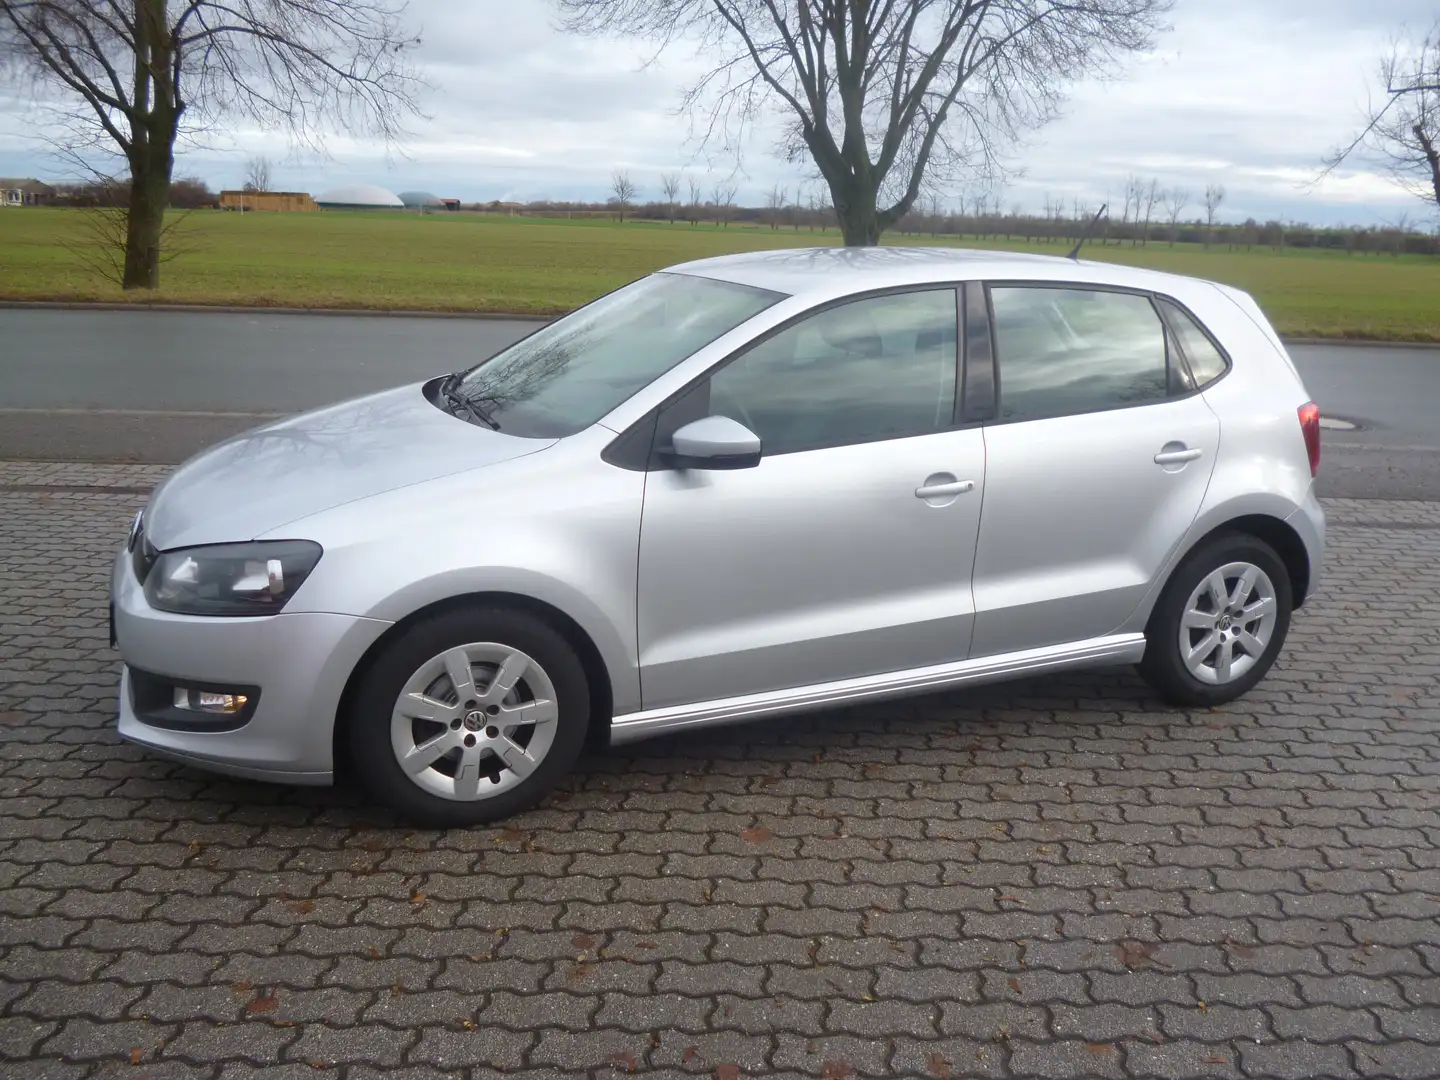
[1160,299,1229,388]
[989,287,1169,423]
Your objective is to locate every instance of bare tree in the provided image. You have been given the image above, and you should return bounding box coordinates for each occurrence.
[712,178,737,227]
[925,190,943,236]
[1121,174,1145,242]
[661,171,682,221]
[1203,183,1226,248]
[807,183,824,230]
[765,182,787,229]
[0,0,421,290]
[1042,192,1059,239]
[1140,177,1160,246]
[686,174,703,223]
[610,170,638,222]
[1161,186,1189,245]
[1321,19,1440,215]
[243,156,272,194]
[557,0,1171,246]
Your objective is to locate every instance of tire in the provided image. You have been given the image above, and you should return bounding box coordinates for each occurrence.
[1140,532,1293,708]
[346,606,590,827]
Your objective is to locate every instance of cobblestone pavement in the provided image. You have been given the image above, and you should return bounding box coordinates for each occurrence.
[1,462,1438,1080]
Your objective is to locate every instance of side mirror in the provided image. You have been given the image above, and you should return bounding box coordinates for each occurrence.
[669,415,762,470]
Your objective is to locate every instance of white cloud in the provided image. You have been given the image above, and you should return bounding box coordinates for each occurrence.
[0,0,1435,225]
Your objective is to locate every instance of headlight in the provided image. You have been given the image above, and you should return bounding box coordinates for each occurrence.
[143,540,323,617]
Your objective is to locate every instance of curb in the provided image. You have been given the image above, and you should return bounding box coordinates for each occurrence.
[1280,337,1440,350]
[1,300,1437,348]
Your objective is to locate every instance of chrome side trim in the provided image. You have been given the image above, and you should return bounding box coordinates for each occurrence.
[610,633,1147,745]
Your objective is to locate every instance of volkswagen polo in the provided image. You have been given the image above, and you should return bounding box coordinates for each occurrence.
[112,248,1325,825]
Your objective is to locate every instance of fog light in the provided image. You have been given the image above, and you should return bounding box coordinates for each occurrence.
[172,687,249,714]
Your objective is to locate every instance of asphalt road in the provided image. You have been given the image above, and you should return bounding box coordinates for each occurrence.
[0,308,1436,497]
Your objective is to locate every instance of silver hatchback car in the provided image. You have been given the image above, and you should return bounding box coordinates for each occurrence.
[112,248,1325,825]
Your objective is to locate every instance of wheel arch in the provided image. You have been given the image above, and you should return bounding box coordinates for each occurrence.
[332,591,616,780]
[1120,506,1314,638]
[1184,514,1311,608]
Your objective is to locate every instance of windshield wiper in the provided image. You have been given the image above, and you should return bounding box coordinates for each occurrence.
[440,374,500,430]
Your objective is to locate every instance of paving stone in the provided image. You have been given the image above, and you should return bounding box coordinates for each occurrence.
[1238,1039,1357,1079]
[1351,1040,1440,1079]
[284,1023,414,1067]
[0,1017,60,1060]
[1125,1040,1240,1079]
[1,486,1437,1079]
[890,1036,1008,1078]
[162,1020,295,1065]
[406,1026,533,1070]
[41,1017,176,1061]
[773,1032,890,1076]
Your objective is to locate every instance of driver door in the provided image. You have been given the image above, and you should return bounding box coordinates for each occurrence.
[635,287,988,711]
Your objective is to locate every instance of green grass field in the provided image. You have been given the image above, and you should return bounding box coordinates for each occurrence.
[1,207,1437,340]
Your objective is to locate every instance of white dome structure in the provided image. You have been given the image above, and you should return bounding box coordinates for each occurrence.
[315,183,404,209]
[398,190,443,209]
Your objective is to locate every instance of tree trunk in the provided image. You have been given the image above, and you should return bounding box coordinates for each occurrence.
[1415,123,1440,211]
[121,0,178,290]
[834,196,880,246]
[122,139,174,290]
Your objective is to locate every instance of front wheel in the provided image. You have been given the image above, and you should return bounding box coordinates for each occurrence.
[1140,533,1293,707]
[346,607,590,827]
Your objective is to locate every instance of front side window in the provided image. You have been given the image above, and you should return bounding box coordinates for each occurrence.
[706,289,959,456]
[455,273,783,438]
[989,287,1169,423]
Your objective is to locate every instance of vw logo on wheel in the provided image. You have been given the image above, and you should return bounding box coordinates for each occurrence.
[463,710,486,731]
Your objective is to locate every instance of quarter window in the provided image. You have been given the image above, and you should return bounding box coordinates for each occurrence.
[989,287,1169,423]
[705,289,959,455]
[1160,299,1229,388]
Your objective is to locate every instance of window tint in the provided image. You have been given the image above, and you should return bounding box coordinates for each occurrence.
[1160,299,1228,388]
[989,287,1169,423]
[706,289,958,456]
[455,273,783,438]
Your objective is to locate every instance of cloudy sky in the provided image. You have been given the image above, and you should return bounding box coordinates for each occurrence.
[0,0,1435,226]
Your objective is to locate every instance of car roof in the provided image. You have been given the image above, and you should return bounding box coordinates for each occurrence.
[665,246,1215,302]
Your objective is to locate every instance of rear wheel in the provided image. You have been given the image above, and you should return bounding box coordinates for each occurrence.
[346,607,589,827]
[1140,533,1293,707]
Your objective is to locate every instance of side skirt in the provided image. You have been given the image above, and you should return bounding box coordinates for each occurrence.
[609,633,1147,746]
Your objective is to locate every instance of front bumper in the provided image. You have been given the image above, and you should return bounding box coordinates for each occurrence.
[112,548,392,784]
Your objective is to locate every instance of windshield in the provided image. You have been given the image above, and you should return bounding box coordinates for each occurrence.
[453,272,785,437]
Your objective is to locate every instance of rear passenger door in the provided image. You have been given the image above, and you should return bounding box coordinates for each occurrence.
[968,283,1222,657]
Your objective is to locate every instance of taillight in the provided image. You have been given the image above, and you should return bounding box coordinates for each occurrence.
[1297,402,1320,477]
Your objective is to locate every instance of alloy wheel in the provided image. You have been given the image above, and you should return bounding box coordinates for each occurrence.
[389,642,559,801]
[1177,560,1279,686]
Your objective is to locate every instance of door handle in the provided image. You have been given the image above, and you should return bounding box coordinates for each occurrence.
[915,479,975,499]
[1154,447,1203,465]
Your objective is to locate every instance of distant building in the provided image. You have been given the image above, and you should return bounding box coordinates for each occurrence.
[218,190,319,212]
[1,178,56,207]
[398,190,443,210]
[315,184,404,210]
[441,199,461,212]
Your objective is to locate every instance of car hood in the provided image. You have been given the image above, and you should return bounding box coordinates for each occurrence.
[143,380,555,549]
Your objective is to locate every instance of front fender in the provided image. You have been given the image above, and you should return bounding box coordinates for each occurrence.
[361,563,642,714]
[273,432,646,715]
